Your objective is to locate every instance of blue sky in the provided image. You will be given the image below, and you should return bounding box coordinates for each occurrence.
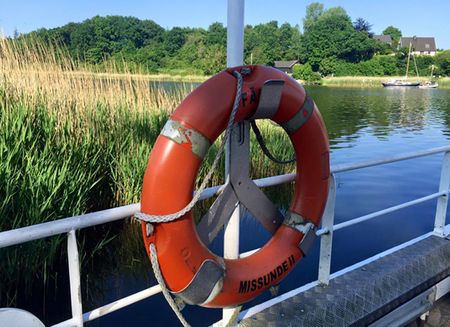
[0,0,449,49]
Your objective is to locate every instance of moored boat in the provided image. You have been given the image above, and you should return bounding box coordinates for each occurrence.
[382,79,420,87]
[419,66,439,88]
[419,81,438,88]
[382,40,420,88]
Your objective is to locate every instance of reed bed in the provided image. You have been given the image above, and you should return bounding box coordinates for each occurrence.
[0,36,186,305]
[0,37,295,307]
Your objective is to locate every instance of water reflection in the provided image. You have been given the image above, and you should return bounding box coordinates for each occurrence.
[308,87,450,153]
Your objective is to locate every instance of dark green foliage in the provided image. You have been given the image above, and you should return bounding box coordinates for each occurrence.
[353,18,372,34]
[383,25,402,48]
[243,21,301,66]
[27,16,299,75]
[434,50,450,76]
[21,8,450,77]
[303,2,324,33]
[206,22,227,47]
[317,54,442,77]
[299,4,381,70]
[26,16,304,75]
[292,63,321,83]
[297,3,448,77]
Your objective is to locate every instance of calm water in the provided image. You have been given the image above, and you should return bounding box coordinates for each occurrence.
[40,86,450,326]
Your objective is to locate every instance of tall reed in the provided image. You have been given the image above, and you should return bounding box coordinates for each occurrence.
[0,36,189,305]
[0,36,294,308]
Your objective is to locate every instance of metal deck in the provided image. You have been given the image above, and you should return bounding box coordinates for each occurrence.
[239,235,450,327]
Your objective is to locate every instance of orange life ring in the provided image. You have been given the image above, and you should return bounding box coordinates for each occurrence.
[140,65,329,308]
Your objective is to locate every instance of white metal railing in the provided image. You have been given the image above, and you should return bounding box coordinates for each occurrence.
[1,146,450,327]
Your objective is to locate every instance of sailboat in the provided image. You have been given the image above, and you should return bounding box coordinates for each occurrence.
[382,41,420,87]
[419,65,438,88]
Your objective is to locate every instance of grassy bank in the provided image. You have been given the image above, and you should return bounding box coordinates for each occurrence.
[322,76,450,88]
[438,78,450,88]
[0,37,294,305]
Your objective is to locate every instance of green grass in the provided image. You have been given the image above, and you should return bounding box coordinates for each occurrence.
[437,77,450,88]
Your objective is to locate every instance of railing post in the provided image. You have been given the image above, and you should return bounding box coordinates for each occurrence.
[434,151,450,236]
[318,174,336,285]
[67,230,83,327]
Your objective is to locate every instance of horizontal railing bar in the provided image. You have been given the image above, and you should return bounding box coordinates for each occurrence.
[242,191,447,256]
[83,285,162,322]
[0,175,298,249]
[2,146,449,249]
[0,204,140,249]
[331,146,450,174]
[210,146,450,202]
[199,173,297,200]
[52,285,162,327]
[316,191,446,236]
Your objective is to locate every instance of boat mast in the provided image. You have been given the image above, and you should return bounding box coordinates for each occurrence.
[405,41,413,79]
[412,52,420,78]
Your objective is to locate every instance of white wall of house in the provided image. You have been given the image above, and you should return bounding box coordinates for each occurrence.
[412,51,436,56]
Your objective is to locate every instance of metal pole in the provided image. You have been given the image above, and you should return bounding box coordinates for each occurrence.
[67,230,83,327]
[318,175,336,285]
[434,152,450,236]
[224,0,244,262]
[224,0,245,325]
[226,0,244,67]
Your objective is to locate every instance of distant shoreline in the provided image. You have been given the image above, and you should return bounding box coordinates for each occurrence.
[320,76,450,88]
[134,73,450,89]
[66,70,450,88]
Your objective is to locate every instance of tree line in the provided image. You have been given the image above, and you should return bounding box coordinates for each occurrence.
[18,3,450,78]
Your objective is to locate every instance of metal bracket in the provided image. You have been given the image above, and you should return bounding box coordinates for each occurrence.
[196,118,284,244]
[280,95,315,135]
[229,120,284,234]
[196,184,239,245]
[298,223,317,256]
[284,211,318,256]
[249,80,285,120]
[195,81,289,244]
[172,259,224,305]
